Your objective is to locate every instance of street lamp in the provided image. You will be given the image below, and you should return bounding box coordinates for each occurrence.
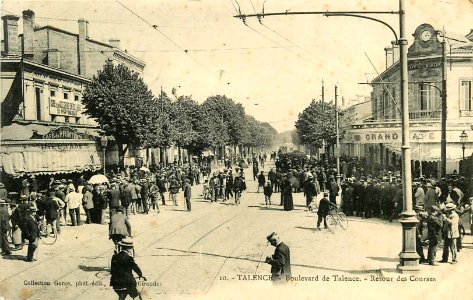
[460,130,468,161]
[414,133,423,178]
[100,136,109,175]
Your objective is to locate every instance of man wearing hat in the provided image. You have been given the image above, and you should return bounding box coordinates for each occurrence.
[110,238,145,300]
[257,171,266,193]
[82,185,94,223]
[139,179,150,214]
[10,195,29,249]
[65,186,83,226]
[424,182,437,213]
[317,192,337,230]
[440,203,460,264]
[414,205,427,263]
[265,232,291,282]
[108,182,123,216]
[183,179,192,212]
[109,206,131,246]
[0,199,12,255]
[304,174,317,211]
[426,206,443,266]
[23,204,39,261]
[156,175,166,206]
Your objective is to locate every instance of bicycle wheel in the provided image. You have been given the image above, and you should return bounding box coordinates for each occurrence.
[6,229,13,244]
[39,224,57,245]
[325,215,336,233]
[338,212,348,230]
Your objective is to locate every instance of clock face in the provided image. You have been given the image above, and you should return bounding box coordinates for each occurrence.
[421,30,432,42]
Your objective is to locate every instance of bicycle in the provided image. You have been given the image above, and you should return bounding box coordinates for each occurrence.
[325,207,348,233]
[37,218,58,245]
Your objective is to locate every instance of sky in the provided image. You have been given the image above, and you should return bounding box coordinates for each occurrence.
[2,0,473,132]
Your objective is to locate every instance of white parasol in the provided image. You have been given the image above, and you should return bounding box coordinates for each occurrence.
[88,174,109,185]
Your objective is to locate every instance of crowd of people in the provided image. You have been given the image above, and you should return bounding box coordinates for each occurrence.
[1,151,472,271]
[0,162,213,260]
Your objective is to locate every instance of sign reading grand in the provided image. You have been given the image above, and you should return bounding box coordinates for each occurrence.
[49,98,83,117]
[31,126,94,140]
[351,131,401,144]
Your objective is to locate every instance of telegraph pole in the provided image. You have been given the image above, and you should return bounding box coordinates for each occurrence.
[440,33,447,178]
[335,85,340,185]
[322,80,328,167]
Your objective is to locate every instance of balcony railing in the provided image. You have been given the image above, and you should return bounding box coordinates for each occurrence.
[408,109,441,120]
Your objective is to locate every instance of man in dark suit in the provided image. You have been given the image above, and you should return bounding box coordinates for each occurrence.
[23,204,39,262]
[0,199,12,255]
[110,238,145,300]
[265,232,291,282]
[304,175,317,211]
[107,182,122,216]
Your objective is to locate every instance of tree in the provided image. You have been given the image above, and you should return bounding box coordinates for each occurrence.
[295,100,337,149]
[82,61,159,166]
[170,95,207,156]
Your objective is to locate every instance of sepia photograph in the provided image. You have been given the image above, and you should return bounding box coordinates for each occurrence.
[1,0,473,299]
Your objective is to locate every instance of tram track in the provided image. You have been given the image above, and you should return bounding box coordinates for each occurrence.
[18,205,217,300]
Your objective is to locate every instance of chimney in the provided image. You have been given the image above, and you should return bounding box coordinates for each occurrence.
[78,18,88,76]
[384,47,393,69]
[46,48,60,68]
[1,14,20,55]
[22,10,35,59]
[109,38,120,49]
[391,41,399,65]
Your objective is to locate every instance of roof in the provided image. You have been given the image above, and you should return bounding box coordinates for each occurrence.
[34,25,145,68]
[1,56,92,83]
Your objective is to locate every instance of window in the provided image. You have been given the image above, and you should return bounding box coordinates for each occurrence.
[50,90,56,97]
[35,87,41,121]
[460,80,472,111]
[418,83,435,110]
[63,92,69,100]
[74,95,79,102]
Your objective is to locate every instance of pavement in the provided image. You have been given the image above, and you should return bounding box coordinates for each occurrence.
[1,161,472,300]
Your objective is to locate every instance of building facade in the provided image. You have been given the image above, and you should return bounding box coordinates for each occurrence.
[1,10,146,180]
[342,24,473,177]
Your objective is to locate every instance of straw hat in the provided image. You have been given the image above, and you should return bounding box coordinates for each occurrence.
[118,238,134,248]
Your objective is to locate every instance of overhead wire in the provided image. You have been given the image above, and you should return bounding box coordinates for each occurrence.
[238,2,360,84]
[114,0,214,75]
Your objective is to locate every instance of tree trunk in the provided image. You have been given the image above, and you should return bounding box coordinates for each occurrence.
[178,146,182,165]
[116,142,128,169]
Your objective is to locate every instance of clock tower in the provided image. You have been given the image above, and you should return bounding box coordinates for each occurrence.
[408,24,442,57]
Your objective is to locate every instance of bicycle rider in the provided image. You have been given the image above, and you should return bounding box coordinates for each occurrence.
[109,206,132,248]
[110,238,146,300]
[316,191,337,231]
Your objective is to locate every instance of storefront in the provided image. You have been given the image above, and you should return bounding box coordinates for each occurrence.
[0,124,122,193]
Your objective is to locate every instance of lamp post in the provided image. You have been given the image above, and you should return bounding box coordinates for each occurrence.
[100,136,108,175]
[460,130,468,174]
[234,0,418,272]
[414,133,423,178]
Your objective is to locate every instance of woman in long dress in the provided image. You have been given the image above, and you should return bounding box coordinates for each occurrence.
[283,180,294,211]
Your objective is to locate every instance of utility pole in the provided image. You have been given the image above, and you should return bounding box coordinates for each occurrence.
[440,32,447,178]
[335,85,340,185]
[322,79,328,168]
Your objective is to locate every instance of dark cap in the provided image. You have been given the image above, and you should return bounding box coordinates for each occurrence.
[266,232,277,242]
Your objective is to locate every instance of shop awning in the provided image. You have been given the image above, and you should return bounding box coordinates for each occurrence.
[411,145,465,162]
[1,142,103,177]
